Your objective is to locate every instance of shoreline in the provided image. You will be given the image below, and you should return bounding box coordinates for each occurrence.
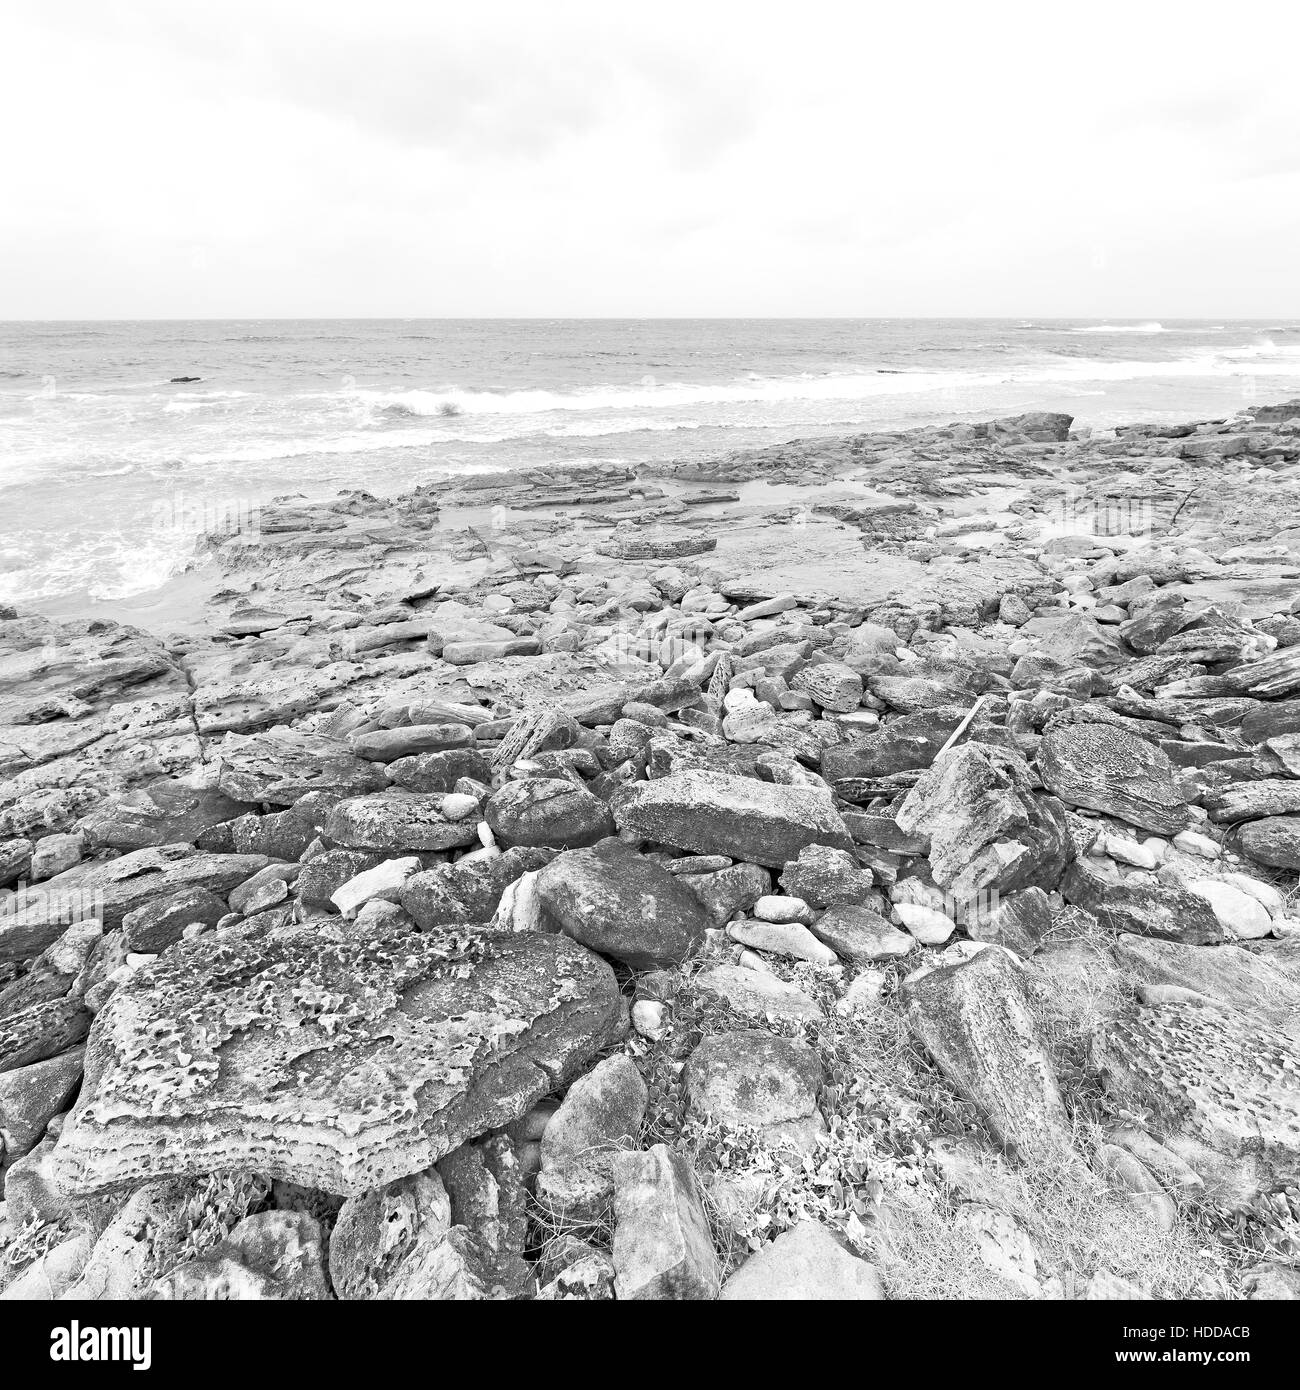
[3,396,1300,1301]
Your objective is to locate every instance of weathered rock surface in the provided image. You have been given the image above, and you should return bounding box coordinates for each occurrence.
[903,947,1072,1164]
[484,778,614,850]
[1039,724,1187,834]
[612,1144,721,1300]
[53,923,623,1196]
[534,839,708,969]
[614,769,852,868]
[719,1221,884,1300]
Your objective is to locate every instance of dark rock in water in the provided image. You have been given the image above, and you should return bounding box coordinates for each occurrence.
[1038,724,1187,835]
[77,778,254,851]
[534,839,709,969]
[1062,858,1223,945]
[122,885,229,952]
[902,946,1072,1165]
[1239,816,1300,870]
[613,769,852,868]
[896,742,1073,899]
[323,793,479,853]
[0,845,271,961]
[484,778,614,850]
[400,846,551,929]
[169,376,201,383]
[53,923,623,1197]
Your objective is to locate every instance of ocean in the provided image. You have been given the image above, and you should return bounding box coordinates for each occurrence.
[2,318,1298,615]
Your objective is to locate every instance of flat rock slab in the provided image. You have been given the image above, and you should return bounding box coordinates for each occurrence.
[614,769,852,868]
[76,779,255,851]
[52,924,623,1197]
[1039,724,1187,835]
[694,964,823,1022]
[612,1144,720,1299]
[216,729,388,806]
[0,845,270,962]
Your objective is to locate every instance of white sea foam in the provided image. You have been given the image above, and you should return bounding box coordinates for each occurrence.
[1068,322,1167,333]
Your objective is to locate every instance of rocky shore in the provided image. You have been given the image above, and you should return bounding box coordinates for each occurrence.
[3,398,1300,1300]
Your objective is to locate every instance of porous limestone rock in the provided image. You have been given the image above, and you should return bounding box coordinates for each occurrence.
[52,922,623,1197]
[154,1209,331,1300]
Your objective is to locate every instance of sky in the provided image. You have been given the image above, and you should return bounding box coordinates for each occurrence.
[2,0,1298,318]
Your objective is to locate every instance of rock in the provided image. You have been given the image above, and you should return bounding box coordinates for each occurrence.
[534,840,708,970]
[0,1047,83,1157]
[121,886,229,953]
[809,903,915,963]
[1111,933,1300,1034]
[52,924,623,1197]
[682,862,771,927]
[534,1157,615,1224]
[331,856,422,918]
[1206,780,1300,825]
[1038,725,1187,835]
[751,893,811,923]
[0,1232,92,1301]
[896,742,1072,899]
[398,846,549,929]
[903,946,1072,1164]
[1,996,91,1072]
[76,779,254,851]
[685,1030,822,1149]
[541,1054,648,1172]
[350,724,474,762]
[965,887,1050,956]
[216,729,388,805]
[296,849,383,911]
[323,793,479,853]
[778,843,875,907]
[484,778,613,850]
[694,964,823,1022]
[387,747,493,792]
[614,769,852,868]
[154,1209,331,1300]
[894,901,957,945]
[1239,817,1300,870]
[612,1145,721,1300]
[790,662,863,713]
[728,918,837,965]
[1186,880,1274,940]
[0,846,270,961]
[29,832,83,880]
[1092,996,1300,1205]
[1062,858,1223,945]
[720,1220,883,1299]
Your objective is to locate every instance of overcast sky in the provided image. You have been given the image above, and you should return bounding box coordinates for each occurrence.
[3,1,1298,318]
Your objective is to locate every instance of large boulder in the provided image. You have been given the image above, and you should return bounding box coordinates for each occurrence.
[76,778,254,851]
[323,793,480,853]
[399,847,551,929]
[52,923,623,1197]
[613,769,852,868]
[895,742,1072,900]
[1038,724,1187,835]
[903,947,1073,1165]
[534,840,709,970]
[684,1030,822,1150]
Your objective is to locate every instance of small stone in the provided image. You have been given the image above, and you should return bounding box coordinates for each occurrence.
[752,894,812,924]
[894,902,957,945]
[330,856,421,918]
[1173,829,1221,859]
[728,918,837,965]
